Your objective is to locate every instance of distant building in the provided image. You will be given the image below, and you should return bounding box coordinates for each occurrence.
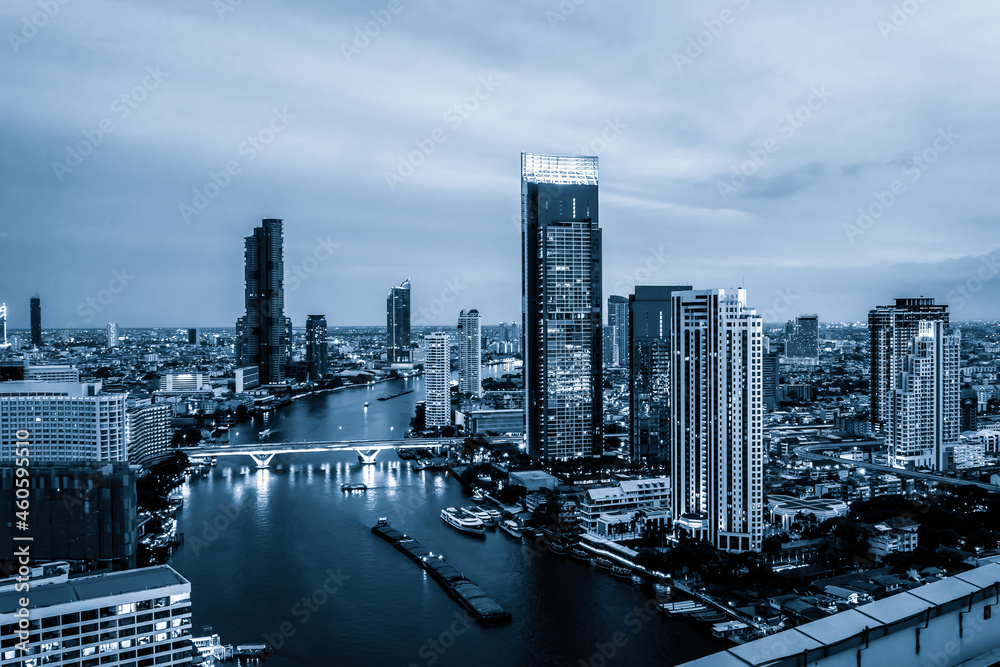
[127,403,173,467]
[867,517,919,562]
[236,218,290,384]
[24,364,80,382]
[0,461,137,571]
[305,315,328,381]
[187,327,198,345]
[961,387,979,432]
[457,309,481,396]
[30,293,41,347]
[607,295,629,368]
[628,285,692,463]
[0,564,192,664]
[107,321,119,348]
[521,153,602,460]
[763,349,780,409]
[158,373,209,393]
[458,408,524,435]
[671,289,764,553]
[787,314,819,359]
[386,279,411,364]
[235,366,259,393]
[424,332,450,427]
[0,381,127,462]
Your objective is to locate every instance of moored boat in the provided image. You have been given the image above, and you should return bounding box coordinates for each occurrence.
[440,507,486,535]
[549,541,568,556]
[611,565,632,578]
[498,519,523,538]
[570,546,590,561]
[462,506,494,526]
[471,488,486,503]
[595,557,613,570]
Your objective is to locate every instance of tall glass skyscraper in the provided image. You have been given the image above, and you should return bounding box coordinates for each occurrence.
[521,153,602,460]
[306,314,328,381]
[386,279,411,364]
[237,218,289,384]
[30,294,41,347]
[607,295,629,367]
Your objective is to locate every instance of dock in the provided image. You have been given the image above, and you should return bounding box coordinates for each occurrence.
[371,519,512,626]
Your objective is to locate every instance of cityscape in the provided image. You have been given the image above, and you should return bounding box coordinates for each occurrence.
[2,2,1000,667]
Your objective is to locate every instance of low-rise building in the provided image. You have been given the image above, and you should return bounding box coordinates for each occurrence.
[579,477,670,533]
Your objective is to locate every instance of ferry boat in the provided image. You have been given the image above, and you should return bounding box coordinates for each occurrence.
[570,546,590,561]
[441,507,486,535]
[484,508,502,524]
[498,519,522,538]
[462,506,494,526]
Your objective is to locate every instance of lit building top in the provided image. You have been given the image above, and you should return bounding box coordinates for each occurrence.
[521,153,598,185]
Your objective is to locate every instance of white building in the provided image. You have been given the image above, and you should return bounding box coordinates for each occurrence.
[579,477,670,533]
[24,365,80,382]
[887,321,960,469]
[159,373,209,393]
[0,381,127,462]
[0,563,193,665]
[127,403,174,467]
[671,289,764,553]
[424,332,450,427]
[457,309,481,397]
[107,321,119,348]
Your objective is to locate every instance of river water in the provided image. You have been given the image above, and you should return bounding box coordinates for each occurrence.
[168,365,727,666]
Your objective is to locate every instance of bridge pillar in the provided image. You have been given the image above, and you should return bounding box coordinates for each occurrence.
[250,453,276,468]
[357,449,379,465]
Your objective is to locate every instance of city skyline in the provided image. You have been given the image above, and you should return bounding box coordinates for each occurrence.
[3,3,999,328]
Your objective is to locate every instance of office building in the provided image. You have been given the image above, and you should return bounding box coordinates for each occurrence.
[187,328,198,345]
[869,297,949,432]
[961,387,979,432]
[607,295,629,368]
[0,461,137,571]
[386,279,411,364]
[127,403,173,467]
[30,293,41,347]
[628,285,692,463]
[0,381,127,462]
[671,289,764,553]
[305,315,328,381]
[887,320,960,469]
[787,314,819,358]
[0,303,6,346]
[235,366,259,393]
[107,322,119,348]
[158,373,209,393]
[763,348,779,410]
[0,564,193,665]
[236,218,289,385]
[457,309,482,396]
[424,332,450,427]
[24,365,80,382]
[521,153,603,460]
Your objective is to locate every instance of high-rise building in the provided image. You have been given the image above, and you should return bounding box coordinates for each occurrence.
[788,314,819,358]
[306,315,328,381]
[386,279,411,364]
[628,285,692,463]
[671,289,764,553]
[961,387,979,433]
[0,564,193,664]
[187,327,198,345]
[521,153,603,460]
[30,293,41,347]
[107,321,119,348]
[0,461,138,571]
[869,297,949,432]
[424,332,450,427]
[457,309,481,396]
[0,303,6,346]
[127,403,174,467]
[237,218,288,384]
[0,381,127,462]
[763,347,780,410]
[608,295,629,368]
[886,321,960,469]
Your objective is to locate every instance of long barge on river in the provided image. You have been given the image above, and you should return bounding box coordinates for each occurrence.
[371,519,511,625]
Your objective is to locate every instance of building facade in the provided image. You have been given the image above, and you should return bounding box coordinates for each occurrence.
[671,289,764,553]
[107,322,119,348]
[127,403,173,467]
[305,315,328,381]
[24,365,80,382]
[521,153,603,460]
[424,332,450,427]
[386,279,411,364]
[628,285,692,463]
[29,294,41,347]
[787,314,819,359]
[457,309,481,396]
[236,218,289,385]
[607,295,629,368]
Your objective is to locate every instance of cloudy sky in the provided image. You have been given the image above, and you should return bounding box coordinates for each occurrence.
[2,0,998,329]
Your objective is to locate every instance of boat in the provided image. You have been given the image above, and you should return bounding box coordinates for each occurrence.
[611,565,632,579]
[258,428,271,439]
[711,620,750,640]
[498,519,523,538]
[659,601,709,617]
[364,401,369,407]
[341,483,367,492]
[570,546,590,561]
[441,507,486,535]
[471,488,486,503]
[233,644,272,658]
[549,541,568,556]
[462,506,494,526]
[694,610,727,623]
[484,508,502,524]
[595,557,613,570]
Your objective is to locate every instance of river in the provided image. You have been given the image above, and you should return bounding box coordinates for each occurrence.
[168,365,727,666]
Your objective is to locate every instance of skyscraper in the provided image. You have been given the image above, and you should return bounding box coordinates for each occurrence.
[671,289,763,553]
[107,321,119,347]
[30,293,41,346]
[457,309,482,396]
[306,314,328,381]
[237,218,288,384]
[424,331,450,428]
[187,327,198,345]
[0,303,6,346]
[607,295,629,368]
[788,314,819,358]
[522,153,602,460]
[869,297,949,432]
[386,279,411,364]
[887,321,960,469]
[628,285,692,463]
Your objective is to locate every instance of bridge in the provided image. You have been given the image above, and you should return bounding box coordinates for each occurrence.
[179,437,523,468]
